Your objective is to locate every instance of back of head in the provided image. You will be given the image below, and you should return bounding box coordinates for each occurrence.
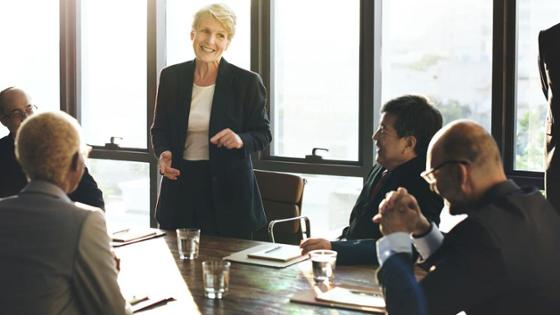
[15,111,82,187]
[381,95,443,156]
[193,3,237,39]
[432,120,503,175]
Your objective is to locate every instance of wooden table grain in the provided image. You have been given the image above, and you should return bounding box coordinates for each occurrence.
[116,231,383,314]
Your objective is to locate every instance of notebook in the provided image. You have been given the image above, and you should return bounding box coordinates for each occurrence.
[110,228,166,247]
[315,286,385,308]
[247,244,303,262]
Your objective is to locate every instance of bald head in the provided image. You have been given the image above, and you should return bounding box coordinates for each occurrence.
[0,87,31,135]
[432,120,502,168]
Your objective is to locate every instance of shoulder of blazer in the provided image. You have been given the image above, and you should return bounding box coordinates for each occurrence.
[218,58,261,83]
[161,60,195,77]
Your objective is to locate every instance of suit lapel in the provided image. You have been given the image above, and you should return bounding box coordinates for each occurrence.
[209,58,232,138]
[177,61,195,152]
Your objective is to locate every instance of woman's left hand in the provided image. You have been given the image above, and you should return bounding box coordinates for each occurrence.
[210,128,244,149]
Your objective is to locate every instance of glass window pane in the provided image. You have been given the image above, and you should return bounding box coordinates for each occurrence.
[272,0,360,161]
[515,2,560,171]
[166,0,250,69]
[86,159,150,229]
[381,0,492,132]
[0,0,60,138]
[80,0,147,148]
[297,174,363,239]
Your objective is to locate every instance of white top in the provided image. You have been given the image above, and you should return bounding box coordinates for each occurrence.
[183,84,215,160]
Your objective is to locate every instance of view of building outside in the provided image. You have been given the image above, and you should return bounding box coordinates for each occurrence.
[166,0,250,70]
[515,1,560,171]
[80,0,147,149]
[381,0,493,132]
[0,0,59,138]
[271,0,360,161]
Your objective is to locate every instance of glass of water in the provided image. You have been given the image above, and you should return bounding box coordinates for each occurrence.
[202,260,231,299]
[176,228,200,260]
[309,249,337,284]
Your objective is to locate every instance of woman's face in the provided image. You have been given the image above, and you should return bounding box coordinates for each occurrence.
[191,16,230,64]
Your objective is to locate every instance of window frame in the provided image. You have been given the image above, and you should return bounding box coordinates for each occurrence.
[54,0,543,229]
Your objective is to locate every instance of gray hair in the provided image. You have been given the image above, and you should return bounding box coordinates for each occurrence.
[16,111,83,186]
[192,3,236,39]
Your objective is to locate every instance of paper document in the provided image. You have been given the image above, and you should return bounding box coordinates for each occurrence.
[315,287,386,308]
[111,228,160,243]
[247,244,303,262]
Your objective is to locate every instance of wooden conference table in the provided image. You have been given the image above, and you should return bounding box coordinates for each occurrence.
[116,232,384,314]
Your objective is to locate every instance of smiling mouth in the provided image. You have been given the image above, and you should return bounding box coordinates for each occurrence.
[201,46,215,53]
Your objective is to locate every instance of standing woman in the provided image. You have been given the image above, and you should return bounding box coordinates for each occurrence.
[151,4,271,239]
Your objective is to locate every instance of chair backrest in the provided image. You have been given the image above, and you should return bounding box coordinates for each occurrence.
[253,169,306,244]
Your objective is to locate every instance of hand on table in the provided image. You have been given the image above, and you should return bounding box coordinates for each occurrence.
[299,238,332,255]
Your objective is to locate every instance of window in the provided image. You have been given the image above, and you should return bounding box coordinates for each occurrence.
[298,174,363,238]
[166,0,251,69]
[270,0,361,161]
[381,0,493,131]
[514,1,560,171]
[80,0,147,148]
[0,0,59,137]
[87,160,150,229]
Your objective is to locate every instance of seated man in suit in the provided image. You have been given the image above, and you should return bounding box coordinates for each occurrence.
[0,87,105,208]
[375,120,560,315]
[0,111,131,314]
[300,95,443,264]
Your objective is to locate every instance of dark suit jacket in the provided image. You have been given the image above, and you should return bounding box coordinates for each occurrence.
[332,156,443,265]
[539,23,560,211]
[378,180,560,315]
[151,58,271,236]
[0,134,105,209]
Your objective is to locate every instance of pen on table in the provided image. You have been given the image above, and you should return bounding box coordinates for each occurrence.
[264,246,282,253]
[112,228,130,234]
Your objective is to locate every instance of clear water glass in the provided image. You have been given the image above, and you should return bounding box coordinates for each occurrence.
[309,249,337,284]
[202,260,231,299]
[176,228,200,260]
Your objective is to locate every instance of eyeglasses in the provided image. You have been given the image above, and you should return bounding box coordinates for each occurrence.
[420,160,470,184]
[2,104,37,121]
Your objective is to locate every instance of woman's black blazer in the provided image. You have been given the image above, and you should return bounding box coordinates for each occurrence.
[151,58,271,235]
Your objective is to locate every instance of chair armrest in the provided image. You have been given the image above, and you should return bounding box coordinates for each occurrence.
[268,216,311,243]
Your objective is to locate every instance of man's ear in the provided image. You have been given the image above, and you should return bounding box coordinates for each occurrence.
[406,136,417,151]
[70,152,80,172]
[0,116,8,128]
[457,163,471,192]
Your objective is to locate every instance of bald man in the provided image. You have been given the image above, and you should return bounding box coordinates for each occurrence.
[0,87,105,208]
[374,120,560,315]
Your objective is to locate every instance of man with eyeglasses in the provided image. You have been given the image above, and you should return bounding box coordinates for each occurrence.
[0,87,105,208]
[300,95,443,265]
[374,120,560,315]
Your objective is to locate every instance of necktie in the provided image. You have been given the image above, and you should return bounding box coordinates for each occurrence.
[369,170,390,202]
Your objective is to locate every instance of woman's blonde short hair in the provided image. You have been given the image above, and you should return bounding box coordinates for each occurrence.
[15,111,82,187]
[192,3,236,39]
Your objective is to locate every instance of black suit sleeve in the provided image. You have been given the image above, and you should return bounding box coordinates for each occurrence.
[377,252,427,315]
[331,239,378,265]
[378,220,506,315]
[68,167,105,210]
[151,67,174,158]
[237,73,272,155]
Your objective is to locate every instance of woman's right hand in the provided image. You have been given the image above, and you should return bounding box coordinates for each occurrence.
[159,151,181,180]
